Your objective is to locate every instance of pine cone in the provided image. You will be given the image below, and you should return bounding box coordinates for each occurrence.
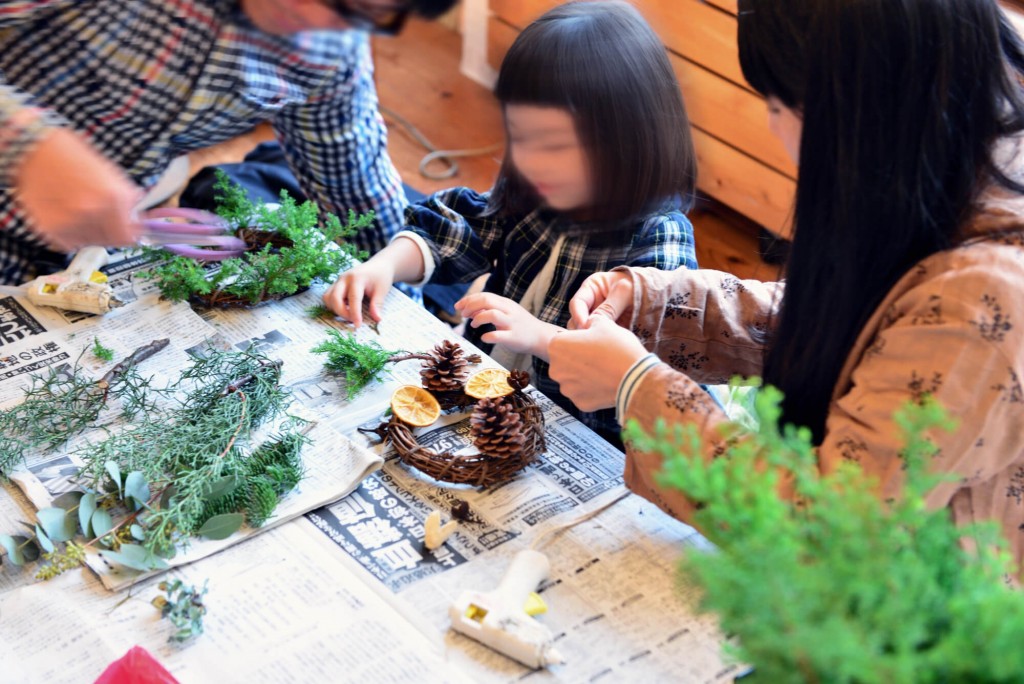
[471,397,527,457]
[508,370,530,391]
[421,340,473,392]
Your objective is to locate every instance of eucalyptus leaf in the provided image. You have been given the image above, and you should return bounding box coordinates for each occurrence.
[34,524,54,553]
[79,492,97,537]
[197,513,244,540]
[1,534,28,564]
[102,543,168,572]
[50,490,84,510]
[91,508,114,539]
[130,524,146,541]
[202,475,239,503]
[124,471,150,509]
[37,507,76,543]
[105,461,122,498]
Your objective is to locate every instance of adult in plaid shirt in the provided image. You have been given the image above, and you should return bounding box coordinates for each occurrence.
[0,0,455,285]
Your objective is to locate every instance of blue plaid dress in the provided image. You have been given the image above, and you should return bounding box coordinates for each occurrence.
[404,187,698,442]
[0,0,405,283]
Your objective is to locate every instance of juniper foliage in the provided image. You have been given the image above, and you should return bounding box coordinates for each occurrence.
[625,387,1024,682]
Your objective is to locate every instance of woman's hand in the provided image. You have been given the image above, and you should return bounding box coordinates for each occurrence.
[456,292,563,361]
[548,317,649,412]
[322,237,425,327]
[568,270,635,330]
[14,127,143,251]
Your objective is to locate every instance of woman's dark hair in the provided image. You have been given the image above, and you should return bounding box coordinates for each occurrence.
[739,0,1024,443]
[489,0,696,224]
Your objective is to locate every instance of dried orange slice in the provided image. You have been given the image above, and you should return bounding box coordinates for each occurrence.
[465,368,514,399]
[391,385,441,427]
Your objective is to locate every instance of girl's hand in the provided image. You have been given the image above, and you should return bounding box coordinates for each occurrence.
[456,292,563,361]
[323,259,397,328]
[548,317,648,412]
[568,270,635,330]
[322,237,425,328]
[15,127,143,251]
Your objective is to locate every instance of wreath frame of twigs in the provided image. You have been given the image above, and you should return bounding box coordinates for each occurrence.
[360,367,547,488]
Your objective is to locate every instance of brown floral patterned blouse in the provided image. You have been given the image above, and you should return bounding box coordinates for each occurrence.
[617,166,1024,575]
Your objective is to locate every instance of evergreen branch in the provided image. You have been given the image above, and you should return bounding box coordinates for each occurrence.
[143,171,367,306]
[0,339,170,475]
[624,388,1024,681]
[311,329,406,398]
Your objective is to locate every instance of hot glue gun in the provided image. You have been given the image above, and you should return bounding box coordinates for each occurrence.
[450,549,565,669]
[0,246,124,315]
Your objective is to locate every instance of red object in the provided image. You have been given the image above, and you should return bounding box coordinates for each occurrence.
[94,646,180,684]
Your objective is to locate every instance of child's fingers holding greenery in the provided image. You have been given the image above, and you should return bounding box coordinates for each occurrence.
[568,271,635,330]
[456,293,563,360]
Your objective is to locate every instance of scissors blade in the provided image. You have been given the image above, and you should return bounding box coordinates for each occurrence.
[139,232,245,248]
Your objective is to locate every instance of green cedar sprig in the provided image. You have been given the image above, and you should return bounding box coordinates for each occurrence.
[0,346,308,575]
[91,337,114,362]
[0,340,170,477]
[624,386,1024,682]
[143,171,371,305]
[311,329,405,399]
[306,303,334,319]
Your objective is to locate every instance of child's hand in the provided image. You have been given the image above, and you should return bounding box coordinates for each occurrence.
[456,293,563,361]
[323,260,396,328]
[322,237,426,328]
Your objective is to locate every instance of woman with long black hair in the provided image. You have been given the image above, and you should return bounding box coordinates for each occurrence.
[548,0,1024,571]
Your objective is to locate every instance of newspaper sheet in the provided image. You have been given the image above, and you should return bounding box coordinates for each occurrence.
[0,521,470,684]
[0,253,739,681]
[0,264,382,591]
[282,282,743,682]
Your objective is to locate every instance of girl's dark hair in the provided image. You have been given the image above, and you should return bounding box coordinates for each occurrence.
[738,0,1024,443]
[410,0,459,19]
[489,0,696,223]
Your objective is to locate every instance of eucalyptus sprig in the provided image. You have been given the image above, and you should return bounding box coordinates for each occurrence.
[153,579,209,642]
[625,387,1024,682]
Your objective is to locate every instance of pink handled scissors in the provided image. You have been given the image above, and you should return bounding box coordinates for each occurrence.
[139,208,247,261]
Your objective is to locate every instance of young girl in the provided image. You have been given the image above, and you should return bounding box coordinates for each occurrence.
[549,0,1024,572]
[324,0,699,445]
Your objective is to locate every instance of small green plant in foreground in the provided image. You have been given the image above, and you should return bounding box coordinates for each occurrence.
[625,385,1024,683]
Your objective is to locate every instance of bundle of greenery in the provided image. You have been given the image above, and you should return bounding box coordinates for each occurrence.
[626,385,1024,682]
[143,171,371,307]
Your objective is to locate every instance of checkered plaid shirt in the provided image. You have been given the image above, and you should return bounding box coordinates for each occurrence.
[406,187,698,440]
[0,0,405,284]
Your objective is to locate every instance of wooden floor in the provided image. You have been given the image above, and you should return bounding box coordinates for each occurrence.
[183,18,780,283]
